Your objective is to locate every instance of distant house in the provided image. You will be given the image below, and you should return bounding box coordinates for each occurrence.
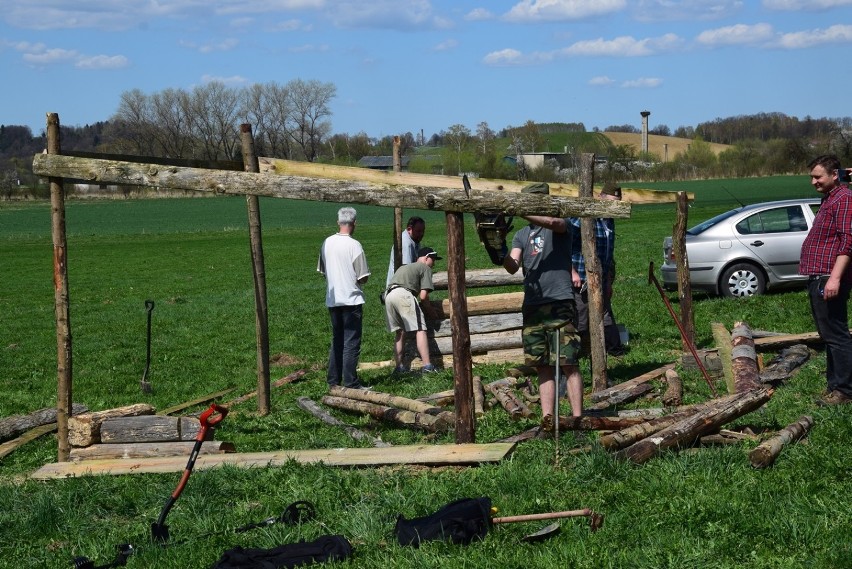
[514,151,570,170]
[357,156,411,171]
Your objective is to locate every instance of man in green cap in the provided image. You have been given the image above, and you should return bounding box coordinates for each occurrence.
[503,182,583,425]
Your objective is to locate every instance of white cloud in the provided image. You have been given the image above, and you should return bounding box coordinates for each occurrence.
[696,23,775,46]
[635,0,743,21]
[325,0,451,30]
[504,0,627,23]
[268,19,309,32]
[562,33,683,56]
[621,77,663,88]
[76,54,129,69]
[589,76,616,86]
[22,48,78,65]
[763,0,852,10]
[288,43,331,53]
[465,8,494,21]
[483,48,525,65]
[775,24,852,48]
[433,39,459,51]
[200,74,248,85]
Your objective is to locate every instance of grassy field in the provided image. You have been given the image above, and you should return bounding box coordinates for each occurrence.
[1,176,850,568]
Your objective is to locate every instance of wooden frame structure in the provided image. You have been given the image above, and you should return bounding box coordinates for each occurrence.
[34,113,637,461]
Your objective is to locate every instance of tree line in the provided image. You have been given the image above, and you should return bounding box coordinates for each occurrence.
[2,79,851,198]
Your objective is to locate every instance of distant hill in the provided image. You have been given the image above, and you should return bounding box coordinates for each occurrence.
[602,132,730,159]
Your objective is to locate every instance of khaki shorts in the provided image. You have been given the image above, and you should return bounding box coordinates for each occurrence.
[522,300,581,367]
[385,287,427,332]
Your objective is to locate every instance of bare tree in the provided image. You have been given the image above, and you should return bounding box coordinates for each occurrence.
[475,121,496,156]
[519,120,544,153]
[286,79,336,162]
[444,123,471,174]
[188,81,240,161]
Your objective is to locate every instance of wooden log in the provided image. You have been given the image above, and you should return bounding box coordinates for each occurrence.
[296,397,390,448]
[599,410,698,451]
[428,312,522,338]
[732,322,761,392]
[711,322,735,394]
[69,440,235,461]
[32,154,632,219]
[759,344,810,384]
[429,292,524,320]
[320,395,449,433]
[749,415,814,469]
[416,388,455,406]
[473,376,485,417]
[0,403,87,442]
[487,383,526,420]
[590,363,674,403]
[225,369,307,408]
[614,388,773,464]
[328,386,455,425]
[557,415,650,431]
[613,392,745,419]
[661,369,683,407]
[431,269,524,290]
[68,404,156,447]
[587,383,654,411]
[753,330,852,351]
[99,416,204,444]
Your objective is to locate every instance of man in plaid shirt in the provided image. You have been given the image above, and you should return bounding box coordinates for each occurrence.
[800,154,852,406]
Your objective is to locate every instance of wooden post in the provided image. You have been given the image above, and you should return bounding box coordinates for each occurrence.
[392,136,403,274]
[240,124,271,415]
[711,322,736,394]
[48,113,73,462]
[579,153,607,393]
[447,210,475,443]
[673,191,695,350]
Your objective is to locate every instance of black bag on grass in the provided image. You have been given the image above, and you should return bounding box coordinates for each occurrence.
[210,534,352,569]
[395,497,492,547]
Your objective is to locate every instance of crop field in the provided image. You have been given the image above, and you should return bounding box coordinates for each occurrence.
[0,175,850,568]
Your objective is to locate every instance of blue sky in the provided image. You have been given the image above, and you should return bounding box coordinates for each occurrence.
[2,0,851,140]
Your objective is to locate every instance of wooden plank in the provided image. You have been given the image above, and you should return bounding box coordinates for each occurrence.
[711,322,735,394]
[360,347,525,371]
[429,312,522,338]
[30,443,517,479]
[753,330,851,351]
[32,154,632,219]
[69,441,235,461]
[431,269,524,290]
[159,387,237,416]
[258,157,681,204]
[0,423,58,460]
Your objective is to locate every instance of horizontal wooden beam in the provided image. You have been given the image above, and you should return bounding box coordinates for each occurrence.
[259,158,689,204]
[32,154,631,219]
[431,269,524,290]
[30,442,516,479]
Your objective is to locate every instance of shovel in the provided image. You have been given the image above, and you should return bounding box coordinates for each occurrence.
[151,403,228,543]
[140,300,155,394]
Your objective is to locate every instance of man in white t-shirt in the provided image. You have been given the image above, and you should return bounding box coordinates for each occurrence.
[318,207,371,389]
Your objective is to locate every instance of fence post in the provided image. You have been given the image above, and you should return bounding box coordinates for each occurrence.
[240,124,271,416]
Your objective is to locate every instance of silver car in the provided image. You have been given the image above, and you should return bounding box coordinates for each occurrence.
[661,198,821,297]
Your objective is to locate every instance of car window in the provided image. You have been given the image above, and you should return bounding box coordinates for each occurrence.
[688,208,742,235]
[735,206,807,235]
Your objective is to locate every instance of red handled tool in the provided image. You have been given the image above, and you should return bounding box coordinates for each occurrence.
[151,403,228,543]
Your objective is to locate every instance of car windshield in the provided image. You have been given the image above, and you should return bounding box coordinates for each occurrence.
[687,208,743,235]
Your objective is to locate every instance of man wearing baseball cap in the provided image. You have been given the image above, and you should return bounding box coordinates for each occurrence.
[384,247,442,374]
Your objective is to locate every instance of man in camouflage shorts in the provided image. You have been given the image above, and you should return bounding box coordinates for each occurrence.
[503,182,584,423]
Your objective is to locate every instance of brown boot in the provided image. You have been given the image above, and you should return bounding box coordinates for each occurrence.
[816,389,852,406]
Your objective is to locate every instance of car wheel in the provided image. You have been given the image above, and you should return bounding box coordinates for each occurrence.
[720,263,766,297]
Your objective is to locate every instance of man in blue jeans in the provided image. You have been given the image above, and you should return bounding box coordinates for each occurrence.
[799,154,852,406]
[318,207,371,389]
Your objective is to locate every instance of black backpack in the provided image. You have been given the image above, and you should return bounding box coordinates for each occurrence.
[210,534,353,568]
[395,497,492,547]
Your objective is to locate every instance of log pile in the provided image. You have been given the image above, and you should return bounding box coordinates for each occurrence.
[66,402,234,462]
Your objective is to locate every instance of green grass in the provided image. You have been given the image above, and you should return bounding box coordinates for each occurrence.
[1,180,850,568]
